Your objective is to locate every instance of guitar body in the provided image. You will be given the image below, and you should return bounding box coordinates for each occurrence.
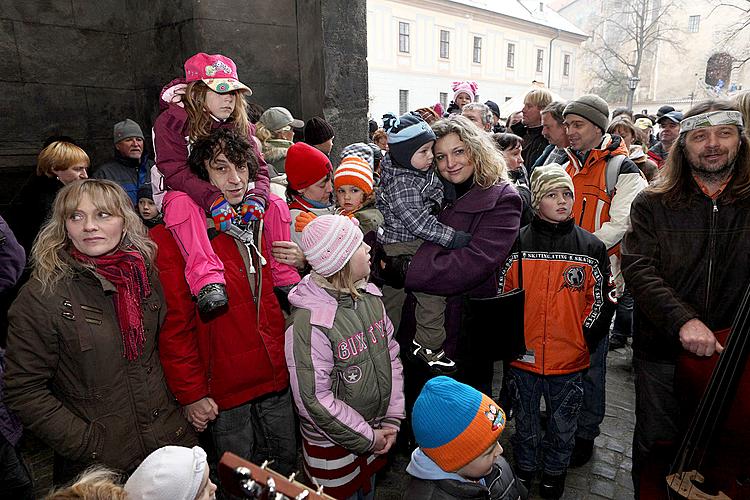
[670,329,750,499]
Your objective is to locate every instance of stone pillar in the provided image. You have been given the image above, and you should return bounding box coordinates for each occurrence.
[0,0,368,217]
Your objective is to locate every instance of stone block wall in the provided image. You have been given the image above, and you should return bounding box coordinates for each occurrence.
[0,0,368,221]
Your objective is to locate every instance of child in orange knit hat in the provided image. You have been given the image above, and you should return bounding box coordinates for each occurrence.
[334,155,383,236]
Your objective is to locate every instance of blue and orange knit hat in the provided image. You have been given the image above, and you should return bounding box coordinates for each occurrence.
[412,376,506,472]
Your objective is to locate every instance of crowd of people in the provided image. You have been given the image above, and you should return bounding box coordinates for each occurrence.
[0,52,749,500]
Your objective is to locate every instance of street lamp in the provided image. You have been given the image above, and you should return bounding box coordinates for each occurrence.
[626,76,640,111]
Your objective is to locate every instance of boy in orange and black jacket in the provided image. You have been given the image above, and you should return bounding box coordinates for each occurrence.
[498,164,616,500]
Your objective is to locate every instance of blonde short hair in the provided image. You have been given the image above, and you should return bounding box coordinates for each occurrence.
[524,88,553,109]
[37,141,90,177]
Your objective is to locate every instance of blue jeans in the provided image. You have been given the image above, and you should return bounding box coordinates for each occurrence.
[577,335,608,440]
[210,389,297,476]
[508,368,584,475]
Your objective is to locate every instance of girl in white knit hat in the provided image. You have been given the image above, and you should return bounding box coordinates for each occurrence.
[284,214,405,500]
[124,446,216,500]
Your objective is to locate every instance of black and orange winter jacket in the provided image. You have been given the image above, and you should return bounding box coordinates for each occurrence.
[499,217,616,375]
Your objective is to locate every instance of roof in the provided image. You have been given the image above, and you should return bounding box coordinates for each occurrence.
[446,0,588,37]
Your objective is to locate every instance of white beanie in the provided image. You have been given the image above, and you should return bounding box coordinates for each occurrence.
[125,446,207,500]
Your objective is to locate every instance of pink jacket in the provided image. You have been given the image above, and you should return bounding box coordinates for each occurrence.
[284,275,405,453]
[262,193,301,287]
[152,78,270,211]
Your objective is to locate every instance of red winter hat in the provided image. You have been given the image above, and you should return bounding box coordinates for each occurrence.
[285,142,333,191]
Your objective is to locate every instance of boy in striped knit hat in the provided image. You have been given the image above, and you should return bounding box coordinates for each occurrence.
[405,376,527,499]
[335,155,384,236]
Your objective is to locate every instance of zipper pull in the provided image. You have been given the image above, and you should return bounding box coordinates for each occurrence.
[712,200,718,213]
[578,197,587,226]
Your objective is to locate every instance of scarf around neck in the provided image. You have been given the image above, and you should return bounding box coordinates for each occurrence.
[71,248,151,361]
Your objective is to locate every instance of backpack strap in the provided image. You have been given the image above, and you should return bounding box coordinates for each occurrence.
[605,154,626,197]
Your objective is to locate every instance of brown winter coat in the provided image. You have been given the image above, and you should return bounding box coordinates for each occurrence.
[4,259,196,472]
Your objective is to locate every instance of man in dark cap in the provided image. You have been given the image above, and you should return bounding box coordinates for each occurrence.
[303,116,335,156]
[648,111,683,168]
[484,100,504,133]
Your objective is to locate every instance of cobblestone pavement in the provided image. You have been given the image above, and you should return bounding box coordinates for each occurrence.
[375,345,636,500]
[21,346,635,499]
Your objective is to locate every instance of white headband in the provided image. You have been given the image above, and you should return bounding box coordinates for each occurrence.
[680,110,744,133]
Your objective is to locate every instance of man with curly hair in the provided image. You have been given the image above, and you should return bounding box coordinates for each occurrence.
[151,128,297,477]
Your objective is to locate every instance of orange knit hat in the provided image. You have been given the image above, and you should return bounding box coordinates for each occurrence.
[334,156,374,195]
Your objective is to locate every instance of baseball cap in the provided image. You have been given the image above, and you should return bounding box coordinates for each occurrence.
[657,111,684,125]
[259,107,304,132]
[184,53,251,95]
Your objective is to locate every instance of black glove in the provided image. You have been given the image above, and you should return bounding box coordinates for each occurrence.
[371,249,411,289]
[448,230,472,249]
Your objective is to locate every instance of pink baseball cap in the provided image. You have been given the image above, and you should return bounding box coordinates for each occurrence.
[184,53,252,95]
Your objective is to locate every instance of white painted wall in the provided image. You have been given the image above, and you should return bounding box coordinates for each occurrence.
[367,0,586,122]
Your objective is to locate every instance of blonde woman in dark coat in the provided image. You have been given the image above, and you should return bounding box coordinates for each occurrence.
[5,179,195,485]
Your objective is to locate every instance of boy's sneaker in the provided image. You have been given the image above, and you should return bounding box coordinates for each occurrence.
[197,283,228,314]
[411,340,457,374]
[540,472,566,499]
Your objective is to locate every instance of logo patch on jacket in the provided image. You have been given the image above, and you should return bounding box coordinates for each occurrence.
[560,265,585,291]
[343,365,362,384]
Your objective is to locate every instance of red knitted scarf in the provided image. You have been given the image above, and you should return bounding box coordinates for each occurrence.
[71,248,151,361]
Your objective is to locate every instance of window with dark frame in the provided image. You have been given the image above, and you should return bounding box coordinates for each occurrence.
[563,54,571,76]
[399,22,410,53]
[688,15,700,33]
[399,89,409,114]
[536,49,544,73]
[440,30,450,59]
[507,43,515,68]
[473,36,482,63]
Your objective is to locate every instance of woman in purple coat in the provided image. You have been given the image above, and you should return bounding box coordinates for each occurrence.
[376,115,522,396]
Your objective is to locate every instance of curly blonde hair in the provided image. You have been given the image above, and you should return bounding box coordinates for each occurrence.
[183,81,250,140]
[31,179,157,293]
[431,115,508,188]
[45,466,126,499]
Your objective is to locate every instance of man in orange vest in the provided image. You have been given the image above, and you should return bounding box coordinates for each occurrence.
[561,94,648,466]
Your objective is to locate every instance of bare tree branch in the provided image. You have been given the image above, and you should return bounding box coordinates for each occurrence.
[579,0,682,101]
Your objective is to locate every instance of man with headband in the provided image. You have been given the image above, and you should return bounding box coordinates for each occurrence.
[622,100,750,496]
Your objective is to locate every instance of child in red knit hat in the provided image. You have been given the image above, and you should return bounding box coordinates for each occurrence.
[284,142,336,246]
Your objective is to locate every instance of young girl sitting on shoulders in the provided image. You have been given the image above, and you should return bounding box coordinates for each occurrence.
[152,52,269,314]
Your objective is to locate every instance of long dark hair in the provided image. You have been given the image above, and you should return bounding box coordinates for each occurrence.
[492,132,523,152]
[652,99,750,205]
